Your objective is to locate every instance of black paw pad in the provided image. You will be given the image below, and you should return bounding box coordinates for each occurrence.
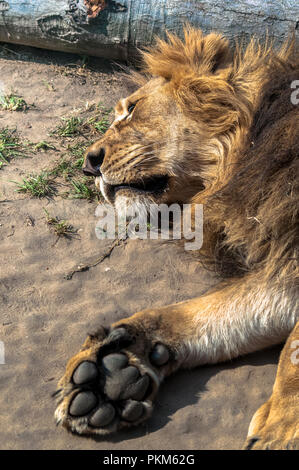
[121,400,144,422]
[150,343,170,366]
[72,361,98,385]
[102,353,128,372]
[69,391,98,417]
[98,328,133,359]
[108,327,130,342]
[89,403,116,427]
[121,374,150,401]
[102,353,150,401]
[104,365,140,400]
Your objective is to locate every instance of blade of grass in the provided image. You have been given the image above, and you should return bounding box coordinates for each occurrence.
[14,172,55,198]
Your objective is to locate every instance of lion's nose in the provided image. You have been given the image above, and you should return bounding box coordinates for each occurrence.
[82,148,105,176]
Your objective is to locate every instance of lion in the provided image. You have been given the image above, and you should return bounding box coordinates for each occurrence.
[54,27,299,449]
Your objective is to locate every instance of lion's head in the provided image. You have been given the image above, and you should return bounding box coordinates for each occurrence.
[83,27,291,210]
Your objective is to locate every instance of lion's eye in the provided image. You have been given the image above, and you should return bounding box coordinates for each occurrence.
[127,103,136,114]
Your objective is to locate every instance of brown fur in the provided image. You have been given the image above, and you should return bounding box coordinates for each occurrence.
[88,27,298,283]
[244,321,299,449]
[55,28,299,448]
[141,27,299,282]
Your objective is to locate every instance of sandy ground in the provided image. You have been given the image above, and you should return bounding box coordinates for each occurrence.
[0,43,282,450]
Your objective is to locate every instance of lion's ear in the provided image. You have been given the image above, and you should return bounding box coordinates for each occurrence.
[191,31,232,73]
[142,27,232,80]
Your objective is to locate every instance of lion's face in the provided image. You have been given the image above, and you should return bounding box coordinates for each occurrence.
[83,29,251,210]
[83,76,204,209]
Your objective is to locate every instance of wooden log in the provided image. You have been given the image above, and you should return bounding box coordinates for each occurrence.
[0,1,298,61]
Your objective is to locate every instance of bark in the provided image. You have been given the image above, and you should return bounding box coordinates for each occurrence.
[0,1,298,61]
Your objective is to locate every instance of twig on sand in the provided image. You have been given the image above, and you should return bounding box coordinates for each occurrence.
[64,237,127,280]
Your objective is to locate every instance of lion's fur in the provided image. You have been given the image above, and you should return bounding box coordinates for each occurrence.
[140,28,299,284]
[86,27,299,285]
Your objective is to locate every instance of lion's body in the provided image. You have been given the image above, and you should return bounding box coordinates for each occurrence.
[55,28,299,448]
[202,52,298,283]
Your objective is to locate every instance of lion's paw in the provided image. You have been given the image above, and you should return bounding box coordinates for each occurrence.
[244,399,299,450]
[244,435,299,450]
[54,327,170,435]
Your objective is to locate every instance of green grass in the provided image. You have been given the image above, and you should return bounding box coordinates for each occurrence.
[51,104,112,139]
[40,103,112,200]
[65,143,86,170]
[69,178,98,201]
[85,105,112,134]
[49,159,72,178]
[0,128,23,165]
[48,140,86,179]
[34,141,56,151]
[50,158,79,179]
[43,209,77,238]
[66,142,86,158]
[51,116,82,137]
[14,172,55,198]
[74,157,84,168]
[42,142,91,198]
[50,155,84,180]
[0,93,28,111]
[93,116,110,133]
[86,114,110,134]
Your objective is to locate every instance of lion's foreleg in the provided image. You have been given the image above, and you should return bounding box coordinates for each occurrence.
[113,274,299,374]
[55,274,298,435]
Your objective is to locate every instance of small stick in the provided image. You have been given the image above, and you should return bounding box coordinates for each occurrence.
[64,237,127,280]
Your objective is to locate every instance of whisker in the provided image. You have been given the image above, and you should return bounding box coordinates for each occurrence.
[102,135,185,175]
[112,153,148,172]
[111,147,161,172]
[125,152,161,171]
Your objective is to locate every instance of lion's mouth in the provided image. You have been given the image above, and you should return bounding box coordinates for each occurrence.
[103,175,169,199]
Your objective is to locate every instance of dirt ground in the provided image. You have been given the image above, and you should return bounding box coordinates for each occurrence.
[0,43,282,450]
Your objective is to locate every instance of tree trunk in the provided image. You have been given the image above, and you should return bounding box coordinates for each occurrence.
[0,1,298,61]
